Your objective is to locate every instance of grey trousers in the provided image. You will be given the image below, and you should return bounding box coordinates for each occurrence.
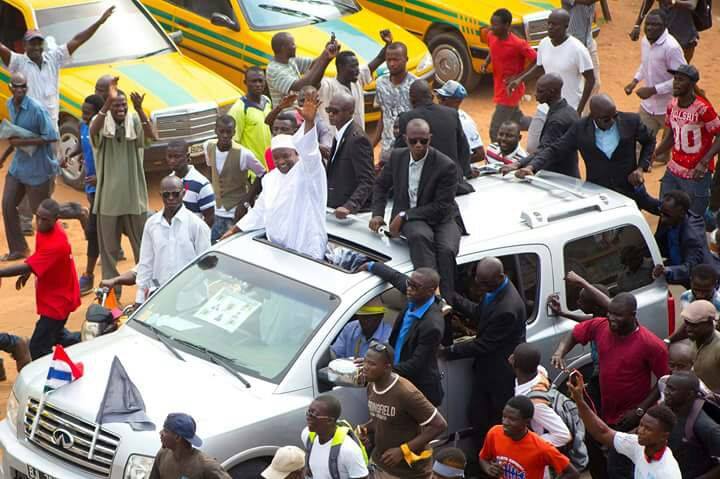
[97,213,146,281]
[2,174,51,255]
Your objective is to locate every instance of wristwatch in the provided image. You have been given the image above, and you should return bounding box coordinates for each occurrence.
[635,408,645,417]
[399,211,407,222]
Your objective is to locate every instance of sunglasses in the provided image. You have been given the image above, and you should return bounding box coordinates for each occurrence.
[306,409,333,420]
[161,190,182,199]
[10,83,27,89]
[407,138,430,145]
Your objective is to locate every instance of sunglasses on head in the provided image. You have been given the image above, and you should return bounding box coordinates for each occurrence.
[407,138,429,145]
[161,190,182,199]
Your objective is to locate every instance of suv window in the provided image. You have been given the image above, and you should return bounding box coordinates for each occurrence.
[184,0,236,20]
[564,224,653,309]
[0,2,27,52]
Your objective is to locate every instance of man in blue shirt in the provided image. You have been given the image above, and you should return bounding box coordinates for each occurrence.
[359,261,445,405]
[332,300,392,359]
[1,72,58,261]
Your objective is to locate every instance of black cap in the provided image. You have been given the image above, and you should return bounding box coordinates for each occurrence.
[668,64,700,82]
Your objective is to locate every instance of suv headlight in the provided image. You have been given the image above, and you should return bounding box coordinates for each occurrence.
[417,52,433,73]
[81,320,101,341]
[124,454,155,479]
[6,390,19,434]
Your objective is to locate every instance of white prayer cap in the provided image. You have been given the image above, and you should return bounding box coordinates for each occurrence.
[271,134,297,152]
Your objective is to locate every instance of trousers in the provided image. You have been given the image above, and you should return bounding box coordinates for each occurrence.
[2,174,51,255]
[660,170,711,216]
[97,213,146,280]
[29,316,79,360]
[401,220,461,299]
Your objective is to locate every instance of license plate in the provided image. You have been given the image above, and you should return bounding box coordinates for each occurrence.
[26,465,57,479]
[189,143,204,156]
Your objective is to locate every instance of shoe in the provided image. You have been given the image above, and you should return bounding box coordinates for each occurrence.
[79,274,95,296]
[0,358,6,382]
[9,338,31,372]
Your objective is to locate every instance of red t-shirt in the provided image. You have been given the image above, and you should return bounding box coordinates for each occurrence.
[25,223,81,321]
[479,425,570,479]
[572,318,669,424]
[487,32,537,107]
[666,95,720,178]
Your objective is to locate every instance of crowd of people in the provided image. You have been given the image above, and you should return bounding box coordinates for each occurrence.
[1,1,720,478]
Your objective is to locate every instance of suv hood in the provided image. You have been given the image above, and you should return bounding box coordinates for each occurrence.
[15,326,306,441]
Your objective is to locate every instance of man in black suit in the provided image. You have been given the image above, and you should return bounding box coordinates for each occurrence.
[325,92,375,219]
[359,261,445,405]
[440,257,526,452]
[370,118,465,299]
[513,94,660,214]
[394,80,473,192]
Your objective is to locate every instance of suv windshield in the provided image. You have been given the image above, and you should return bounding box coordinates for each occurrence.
[132,253,339,383]
[36,0,173,66]
[239,0,360,30]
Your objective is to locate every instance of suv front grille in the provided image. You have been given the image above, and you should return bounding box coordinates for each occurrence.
[526,18,549,42]
[154,103,218,141]
[24,398,119,477]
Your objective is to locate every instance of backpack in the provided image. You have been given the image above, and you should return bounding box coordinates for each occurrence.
[305,420,369,479]
[693,0,713,32]
[528,386,589,470]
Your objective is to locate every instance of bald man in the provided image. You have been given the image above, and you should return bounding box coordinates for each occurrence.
[135,175,210,304]
[441,256,527,452]
[371,118,466,299]
[325,92,374,219]
[513,94,660,214]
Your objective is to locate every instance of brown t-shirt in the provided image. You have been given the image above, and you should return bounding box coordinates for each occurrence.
[694,331,720,393]
[149,448,231,479]
[367,375,437,478]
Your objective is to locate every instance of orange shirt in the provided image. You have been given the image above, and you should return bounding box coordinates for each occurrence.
[479,425,570,479]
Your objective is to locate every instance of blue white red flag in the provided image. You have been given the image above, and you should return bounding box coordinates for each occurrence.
[44,345,84,392]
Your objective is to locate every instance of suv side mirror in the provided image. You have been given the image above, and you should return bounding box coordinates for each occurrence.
[211,13,240,31]
[168,30,183,44]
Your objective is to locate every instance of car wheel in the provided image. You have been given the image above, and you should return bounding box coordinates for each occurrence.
[228,458,271,479]
[428,32,480,91]
[59,117,85,191]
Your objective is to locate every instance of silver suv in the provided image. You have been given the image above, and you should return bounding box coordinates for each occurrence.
[0,169,671,479]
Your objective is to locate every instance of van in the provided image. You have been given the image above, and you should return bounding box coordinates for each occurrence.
[0,169,670,479]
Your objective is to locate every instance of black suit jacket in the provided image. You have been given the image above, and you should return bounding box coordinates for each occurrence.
[529,112,655,193]
[395,103,471,181]
[372,146,466,232]
[448,280,526,389]
[326,121,375,212]
[371,262,445,405]
[523,99,580,178]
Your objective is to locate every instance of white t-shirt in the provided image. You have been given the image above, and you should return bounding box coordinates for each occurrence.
[536,35,594,109]
[301,427,368,479]
[458,109,483,151]
[613,432,682,479]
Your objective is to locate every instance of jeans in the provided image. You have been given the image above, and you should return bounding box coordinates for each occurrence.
[211,216,235,243]
[29,316,80,360]
[660,170,711,216]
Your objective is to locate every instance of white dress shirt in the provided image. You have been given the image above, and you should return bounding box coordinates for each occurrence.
[408,150,428,208]
[135,205,211,303]
[8,44,70,124]
[515,367,572,447]
[237,124,328,260]
[633,30,687,115]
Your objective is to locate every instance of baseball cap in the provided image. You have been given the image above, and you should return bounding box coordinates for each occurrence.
[680,300,717,324]
[261,446,305,479]
[667,64,700,83]
[270,134,297,152]
[356,297,386,316]
[434,80,467,100]
[23,30,45,42]
[163,413,203,447]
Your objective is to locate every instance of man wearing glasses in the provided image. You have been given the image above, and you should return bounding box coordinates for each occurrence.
[135,176,210,305]
[370,118,465,301]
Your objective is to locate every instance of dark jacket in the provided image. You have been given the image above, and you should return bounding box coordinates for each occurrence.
[529,111,655,192]
[372,146,466,232]
[655,212,719,287]
[395,103,472,186]
[447,280,526,389]
[326,121,375,212]
[523,99,580,178]
[371,262,445,405]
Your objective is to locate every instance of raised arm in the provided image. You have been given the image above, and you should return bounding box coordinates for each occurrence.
[564,270,611,311]
[67,6,115,55]
[370,152,393,230]
[567,375,617,448]
[0,41,12,67]
[264,93,298,127]
[130,92,157,141]
[289,41,339,91]
[90,79,118,137]
[368,30,393,74]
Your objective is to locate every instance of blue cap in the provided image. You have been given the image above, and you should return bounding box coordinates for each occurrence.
[164,413,203,447]
[434,80,467,100]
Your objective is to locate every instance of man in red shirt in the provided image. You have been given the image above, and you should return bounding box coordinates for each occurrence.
[0,199,81,359]
[654,65,720,220]
[551,292,669,478]
[483,8,537,142]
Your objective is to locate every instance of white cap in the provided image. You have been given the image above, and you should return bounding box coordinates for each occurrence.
[261,446,305,479]
[271,134,297,152]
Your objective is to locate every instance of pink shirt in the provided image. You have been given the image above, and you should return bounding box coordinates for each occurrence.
[634,30,687,116]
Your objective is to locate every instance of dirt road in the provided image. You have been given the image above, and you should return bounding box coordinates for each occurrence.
[0,0,717,422]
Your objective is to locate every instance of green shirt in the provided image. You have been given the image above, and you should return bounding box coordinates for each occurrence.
[228,95,272,171]
[92,112,149,216]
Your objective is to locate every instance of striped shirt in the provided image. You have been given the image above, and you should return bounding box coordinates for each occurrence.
[486,143,527,165]
[266,57,313,107]
[172,165,215,217]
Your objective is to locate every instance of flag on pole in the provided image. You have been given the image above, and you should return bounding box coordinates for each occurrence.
[88,356,154,459]
[30,345,84,440]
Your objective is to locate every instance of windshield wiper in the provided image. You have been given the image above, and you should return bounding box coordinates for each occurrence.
[137,46,171,59]
[173,338,251,388]
[258,4,326,22]
[132,320,185,361]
